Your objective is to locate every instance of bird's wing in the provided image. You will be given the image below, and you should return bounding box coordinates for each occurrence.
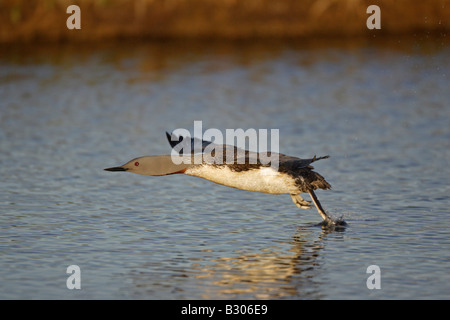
[166,131,329,169]
[166,131,215,154]
[166,131,245,155]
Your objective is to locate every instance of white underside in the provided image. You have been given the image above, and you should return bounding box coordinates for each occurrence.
[185,165,299,194]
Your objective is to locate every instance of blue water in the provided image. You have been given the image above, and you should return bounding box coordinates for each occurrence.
[0,38,449,299]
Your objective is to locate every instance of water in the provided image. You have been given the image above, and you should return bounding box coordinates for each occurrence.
[0,38,449,299]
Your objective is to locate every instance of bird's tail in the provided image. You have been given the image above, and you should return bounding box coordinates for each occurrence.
[310,171,331,190]
[295,167,331,191]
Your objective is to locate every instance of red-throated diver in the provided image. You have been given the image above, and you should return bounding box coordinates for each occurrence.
[105,132,339,226]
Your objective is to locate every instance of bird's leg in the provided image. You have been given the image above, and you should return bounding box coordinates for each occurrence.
[290,194,312,209]
[307,189,332,222]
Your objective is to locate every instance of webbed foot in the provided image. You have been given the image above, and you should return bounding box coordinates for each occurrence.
[290,194,312,209]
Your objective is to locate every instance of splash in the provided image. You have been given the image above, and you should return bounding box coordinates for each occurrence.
[321,212,348,230]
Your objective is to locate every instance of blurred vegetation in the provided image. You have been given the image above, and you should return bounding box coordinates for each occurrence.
[0,0,449,42]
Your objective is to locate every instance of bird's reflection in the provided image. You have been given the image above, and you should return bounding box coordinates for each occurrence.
[126,223,345,299]
[190,224,346,299]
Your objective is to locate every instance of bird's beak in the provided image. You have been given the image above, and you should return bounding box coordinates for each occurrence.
[104,166,128,172]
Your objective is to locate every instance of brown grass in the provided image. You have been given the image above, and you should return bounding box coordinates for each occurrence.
[1,0,449,43]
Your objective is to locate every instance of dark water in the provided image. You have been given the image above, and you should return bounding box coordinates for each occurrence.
[0,37,449,299]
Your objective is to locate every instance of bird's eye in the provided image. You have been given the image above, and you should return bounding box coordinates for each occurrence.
[134,162,139,166]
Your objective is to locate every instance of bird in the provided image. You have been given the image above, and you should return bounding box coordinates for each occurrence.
[105,132,342,226]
